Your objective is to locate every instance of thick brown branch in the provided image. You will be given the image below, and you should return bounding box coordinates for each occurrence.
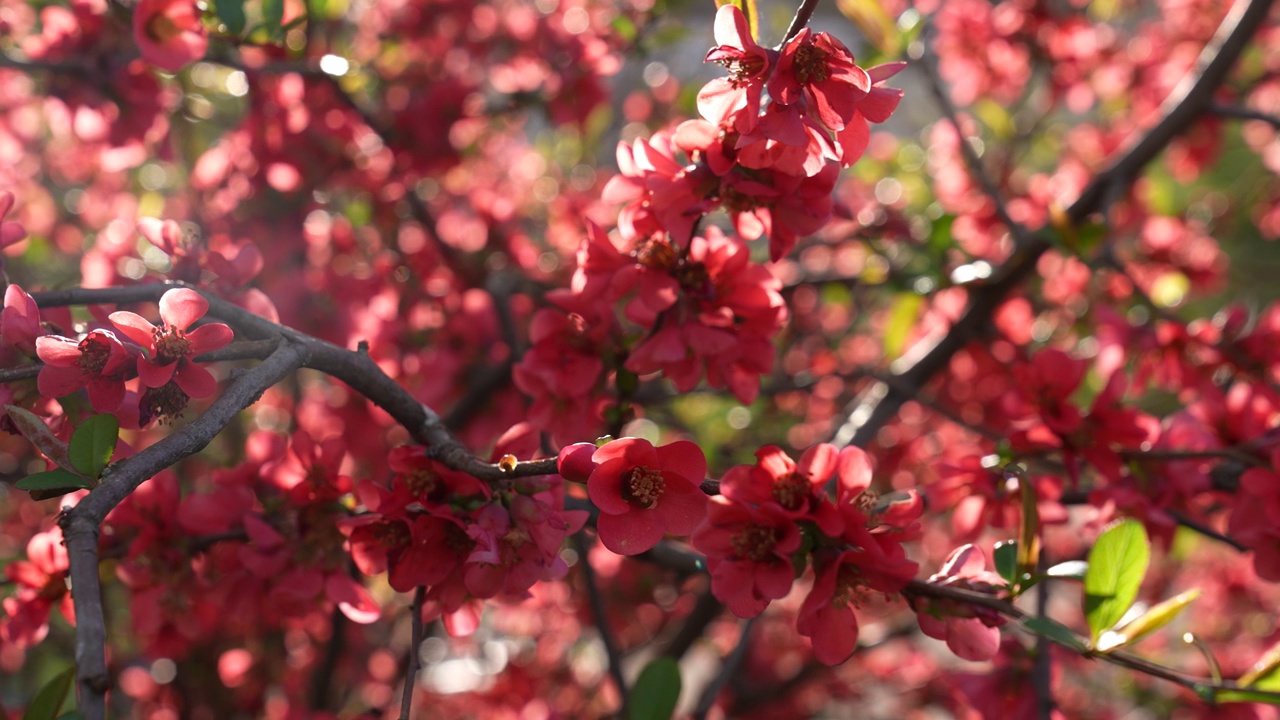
[59,342,307,719]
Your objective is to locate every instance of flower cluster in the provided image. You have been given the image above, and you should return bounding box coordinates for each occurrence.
[344,441,588,635]
[687,444,922,664]
[609,5,903,260]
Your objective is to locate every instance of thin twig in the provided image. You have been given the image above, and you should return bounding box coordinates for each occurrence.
[1210,102,1280,129]
[399,587,426,720]
[574,532,630,711]
[693,617,757,719]
[778,0,823,47]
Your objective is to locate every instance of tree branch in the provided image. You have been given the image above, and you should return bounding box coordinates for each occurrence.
[58,342,307,719]
[829,0,1277,451]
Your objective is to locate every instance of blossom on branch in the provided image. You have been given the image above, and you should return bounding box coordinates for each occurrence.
[35,329,133,412]
[132,0,207,72]
[587,437,708,555]
[912,544,1008,661]
[109,288,232,408]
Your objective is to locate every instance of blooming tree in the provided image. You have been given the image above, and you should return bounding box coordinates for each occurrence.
[3,0,1280,717]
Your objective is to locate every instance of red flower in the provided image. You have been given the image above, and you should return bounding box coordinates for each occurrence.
[797,536,918,665]
[720,444,846,536]
[587,438,709,555]
[132,0,207,72]
[834,62,906,166]
[35,329,133,412]
[109,288,233,400]
[2,284,43,356]
[698,5,773,133]
[913,544,1007,661]
[1,528,75,648]
[769,28,871,132]
[692,497,801,618]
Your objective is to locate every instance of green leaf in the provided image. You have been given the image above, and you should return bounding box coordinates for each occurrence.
[1239,639,1280,688]
[16,469,95,499]
[5,406,78,475]
[1020,616,1088,652]
[1096,588,1201,653]
[262,0,286,38]
[629,657,681,720]
[55,713,85,720]
[1213,687,1280,705]
[993,540,1018,588]
[68,414,118,479]
[217,0,247,35]
[883,292,923,360]
[1083,519,1151,644]
[714,0,758,42]
[23,666,75,720]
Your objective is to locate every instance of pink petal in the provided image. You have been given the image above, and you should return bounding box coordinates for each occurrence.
[187,322,233,354]
[755,445,795,479]
[712,561,771,618]
[159,288,208,331]
[109,311,158,349]
[654,476,709,536]
[947,618,1002,661]
[37,365,87,399]
[587,460,634,515]
[174,361,216,399]
[809,604,859,665]
[325,573,380,624]
[597,509,664,555]
[35,335,82,365]
[799,443,838,484]
[656,440,707,484]
[137,357,177,388]
[136,218,182,253]
[837,446,873,496]
[86,377,126,413]
[592,437,654,466]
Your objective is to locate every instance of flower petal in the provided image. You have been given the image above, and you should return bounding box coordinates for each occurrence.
[35,336,81,365]
[187,322,233,354]
[37,365,87,399]
[109,311,158,349]
[597,509,664,555]
[137,357,176,388]
[174,361,216,399]
[159,288,208,331]
[655,476,708,536]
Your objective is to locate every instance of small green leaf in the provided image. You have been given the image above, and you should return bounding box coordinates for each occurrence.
[1213,687,1280,705]
[629,657,681,720]
[217,0,247,35]
[1083,519,1151,644]
[68,414,118,479]
[23,666,75,720]
[883,292,923,360]
[1096,588,1201,653]
[5,406,77,475]
[262,0,286,38]
[993,540,1018,588]
[56,713,85,720]
[16,469,94,498]
[1020,616,1088,652]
